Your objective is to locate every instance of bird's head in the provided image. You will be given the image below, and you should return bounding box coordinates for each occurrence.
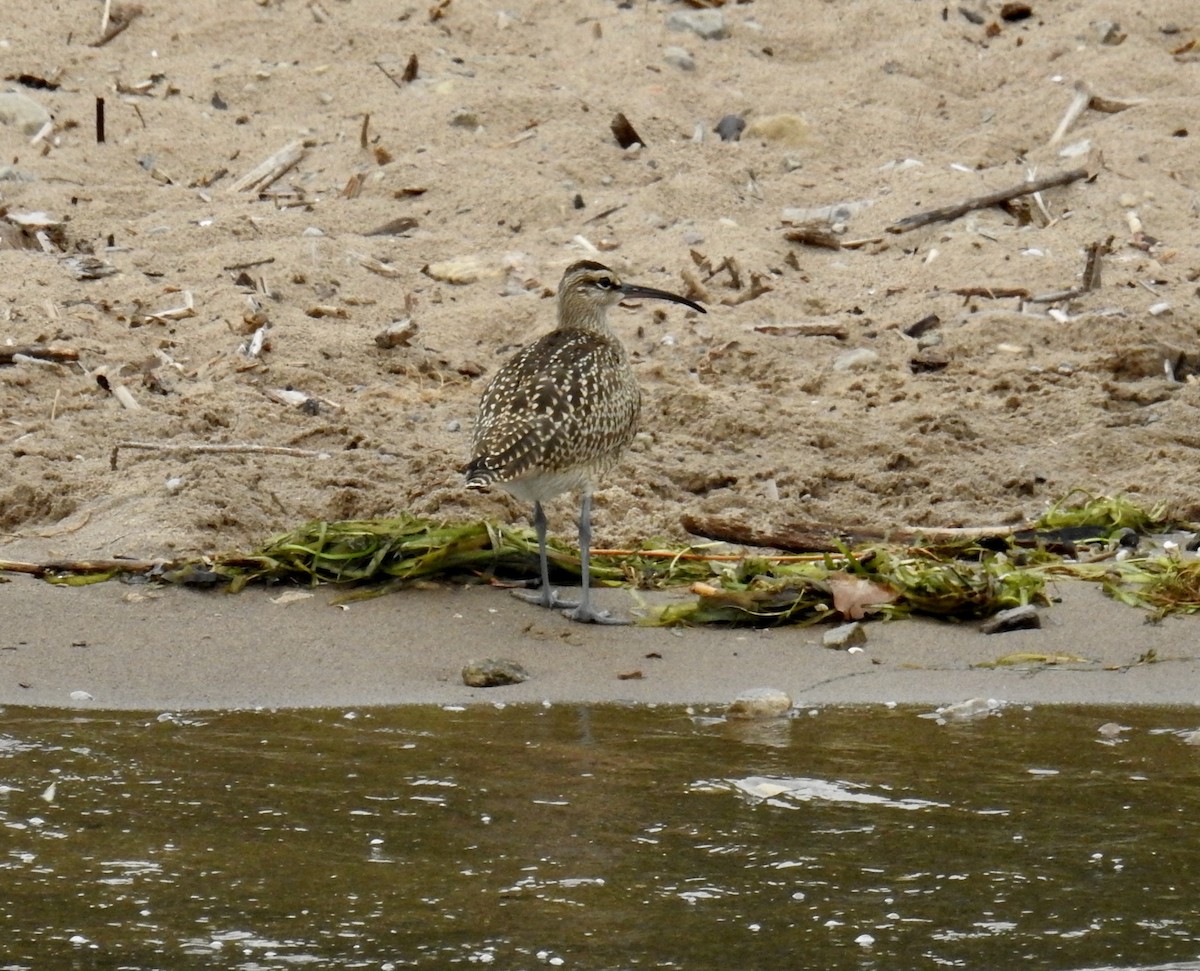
[556,260,706,329]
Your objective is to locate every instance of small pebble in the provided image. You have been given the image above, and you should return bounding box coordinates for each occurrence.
[0,90,52,136]
[979,604,1041,634]
[832,348,880,372]
[823,622,867,650]
[663,46,695,71]
[714,114,746,142]
[726,687,792,720]
[665,9,728,40]
[462,658,529,688]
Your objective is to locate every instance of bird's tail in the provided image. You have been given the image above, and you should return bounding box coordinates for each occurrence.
[464,458,497,490]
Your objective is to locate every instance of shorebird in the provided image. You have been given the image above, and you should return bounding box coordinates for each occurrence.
[466,260,706,624]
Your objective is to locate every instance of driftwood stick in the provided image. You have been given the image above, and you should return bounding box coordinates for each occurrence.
[887,167,1090,234]
[0,345,79,366]
[681,514,1023,554]
[111,441,329,471]
[229,139,308,193]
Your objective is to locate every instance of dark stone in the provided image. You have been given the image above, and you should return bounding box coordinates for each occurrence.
[714,114,745,142]
[462,657,529,688]
[980,604,1041,635]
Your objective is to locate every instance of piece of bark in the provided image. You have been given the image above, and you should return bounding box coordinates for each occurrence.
[611,112,644,149]
[783,223,842,250]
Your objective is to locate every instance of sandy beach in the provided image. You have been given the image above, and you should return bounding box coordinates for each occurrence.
[2,2,1198,710]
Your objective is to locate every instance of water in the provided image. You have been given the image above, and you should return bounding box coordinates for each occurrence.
[2,703,1199,970]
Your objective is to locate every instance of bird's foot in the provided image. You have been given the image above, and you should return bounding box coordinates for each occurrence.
[511,587,580,610]
[562,604,631,626]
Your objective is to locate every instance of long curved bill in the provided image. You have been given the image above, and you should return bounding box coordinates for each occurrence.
[619,283,707,314]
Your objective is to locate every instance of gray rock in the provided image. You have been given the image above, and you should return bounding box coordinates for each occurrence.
[726,687,792,720]
[832,348,880,372]
[0,90,52,136]
[663,46,695,71]
[714,114,746,142]
[0,165,35,183]
[666,9,728,40]
[823,622,867,650]
[937,697,1001,721]
[462,657,529,687]
[980,604,1041,634]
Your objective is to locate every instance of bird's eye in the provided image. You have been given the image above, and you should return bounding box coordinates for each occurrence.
[595,276,615,290]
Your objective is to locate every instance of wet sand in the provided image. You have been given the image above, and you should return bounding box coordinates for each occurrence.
[2,575,1196,711]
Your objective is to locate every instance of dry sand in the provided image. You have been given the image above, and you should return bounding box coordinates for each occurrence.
[2,2,1198,709]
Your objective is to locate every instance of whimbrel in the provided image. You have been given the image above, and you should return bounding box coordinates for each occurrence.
[466,260,706,624]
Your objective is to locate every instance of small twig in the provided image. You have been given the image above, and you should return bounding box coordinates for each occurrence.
[751,322,849,339]
[887,167,1090,234]
[840,236,885,249]
[111,441,330,471]
[222,257,276,272]
[374,60,405,90]
[0,557,169,579]
[1049,82,1092,146]
[1028,288,1086,304]
[952,287,1032,299]
[590,548,825,564]
[585,204,626,225]
[229,139,308,193]
[92,3,142,47]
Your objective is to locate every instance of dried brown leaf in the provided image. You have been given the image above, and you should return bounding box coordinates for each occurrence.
[829,571,899,620]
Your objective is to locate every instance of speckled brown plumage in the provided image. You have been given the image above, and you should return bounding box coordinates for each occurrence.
[466,260,705,623]
[466,325,639,502]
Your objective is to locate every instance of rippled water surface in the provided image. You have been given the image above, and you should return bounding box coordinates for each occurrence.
[2,703,1200,970]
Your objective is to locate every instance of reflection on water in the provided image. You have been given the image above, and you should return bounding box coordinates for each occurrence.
[1,703,1199,970]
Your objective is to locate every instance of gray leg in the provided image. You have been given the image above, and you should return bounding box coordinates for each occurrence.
[563,492,629,625]
[513,501,580,610]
